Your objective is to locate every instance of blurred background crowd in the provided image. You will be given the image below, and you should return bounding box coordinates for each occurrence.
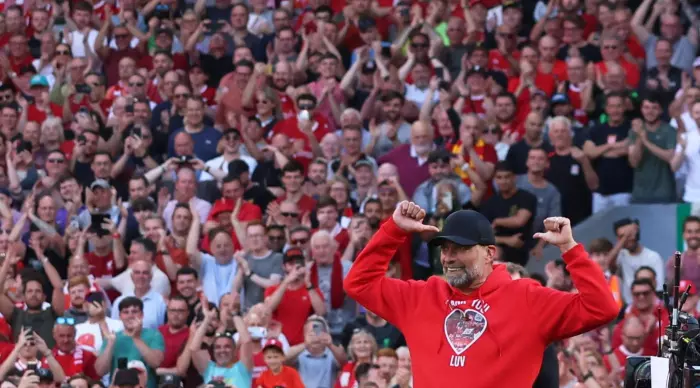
[0,0,698,385]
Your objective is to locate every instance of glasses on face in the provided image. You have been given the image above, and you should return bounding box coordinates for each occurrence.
[298,104,314,111]
[268,235,285,241]
[56,316,76,325]
[485,128,501,135]
[632,290,652,298]
[168,308,188,313]
[281,212,299,218]
[215,331,233,338]
[175,93,190,99]
[47,158,65,164]
[291,238,308,245]
[129,82,145,87]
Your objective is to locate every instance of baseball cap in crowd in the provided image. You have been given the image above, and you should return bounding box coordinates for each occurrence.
[550,93,570,106]
[283,247,305,264]
[262,338,285,353]
[353,159,374,169]
[114,369,139,387]
[502,0,522,9]
[430,210,496,246]
[680,280,697,296]
[128,360,147,373]
[29,75,49,88]
[159,374,183,388]
[362,60,377,74]
[90,179,111,191]
[693,57,700,68]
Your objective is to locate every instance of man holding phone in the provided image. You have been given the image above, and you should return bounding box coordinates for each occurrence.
[75,292,124,355]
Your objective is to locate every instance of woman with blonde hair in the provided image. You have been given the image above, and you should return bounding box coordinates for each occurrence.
[40,117,68,155]
[335,329,377,388]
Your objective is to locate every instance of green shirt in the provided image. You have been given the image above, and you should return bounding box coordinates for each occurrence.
[628,122,677,203]
[101,328,165,388]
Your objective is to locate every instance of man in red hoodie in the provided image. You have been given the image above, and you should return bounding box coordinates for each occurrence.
[344,201,618,387]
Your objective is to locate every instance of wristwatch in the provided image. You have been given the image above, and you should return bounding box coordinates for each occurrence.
[306,284,314,290]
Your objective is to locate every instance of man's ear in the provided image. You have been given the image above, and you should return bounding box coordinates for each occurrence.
[485,245,497,265]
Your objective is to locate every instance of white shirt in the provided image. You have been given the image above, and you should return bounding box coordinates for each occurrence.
[677,130,700,203]
[200,154,258,181]
[111,289,167,329]
[64,29,100,58]
[163,197,211,232]
[109,266,171,297]
[200,253,238,304]
[404,83,439,110]
[75,317,124,354]
[617,246,665,303]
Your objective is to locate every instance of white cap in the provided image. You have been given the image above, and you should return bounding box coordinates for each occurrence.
[127,360,147,372]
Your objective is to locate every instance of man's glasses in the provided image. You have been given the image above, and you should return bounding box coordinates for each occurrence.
[632,290,652,298]
[56,317,76,325]
[280,212,299,218]
[47,158,65,164]
[129,82,144,87]
[291,238,308,245]
[175,93,190,99]
[215,331,233,338]
[298,104,314,111]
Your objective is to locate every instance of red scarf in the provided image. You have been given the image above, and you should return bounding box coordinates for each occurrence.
[310,252,344,309]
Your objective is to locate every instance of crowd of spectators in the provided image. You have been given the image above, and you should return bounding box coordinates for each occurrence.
[0,0,698,385]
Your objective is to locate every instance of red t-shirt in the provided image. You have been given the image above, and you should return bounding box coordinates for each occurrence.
[9,54,34,74]
[270,114,332,152]
[255,365,305,388]
[84,251,118,278]
[567,83,589,126]
[27,103,63,125]
[263,285,323,345]
[158,324,190,368]
[488,49,520,76]
[460,95,486,119]
[277,91,297,120]
[50,347,98,379]
[201,200,263,253]
[198,85,217,106]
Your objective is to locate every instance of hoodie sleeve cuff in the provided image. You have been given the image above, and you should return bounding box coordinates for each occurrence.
[382,218,410,241]
[561,243,586,261]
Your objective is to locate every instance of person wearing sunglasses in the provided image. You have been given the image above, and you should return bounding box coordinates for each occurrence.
[0,328,65,383]
[188,304,253,388]
[49,316,99,379]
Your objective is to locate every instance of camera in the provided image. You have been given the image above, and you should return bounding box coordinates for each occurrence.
[76,84,91,94]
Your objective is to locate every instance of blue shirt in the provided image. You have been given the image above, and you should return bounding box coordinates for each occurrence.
[200,253,238,304]
[101,328,165,388]
[168,127,223,162]
[202,361,251,388]
[111,289,167,329]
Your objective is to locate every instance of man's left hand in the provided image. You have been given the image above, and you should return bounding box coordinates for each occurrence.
[533,217,577,252]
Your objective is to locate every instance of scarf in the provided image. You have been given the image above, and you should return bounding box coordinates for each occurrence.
[310,252,344,309]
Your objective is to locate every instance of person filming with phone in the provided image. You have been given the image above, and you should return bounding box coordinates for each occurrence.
[0,327,65,382]
[344,201,618,387]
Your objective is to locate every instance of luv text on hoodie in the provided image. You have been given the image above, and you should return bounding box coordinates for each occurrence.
[343,219,619,388]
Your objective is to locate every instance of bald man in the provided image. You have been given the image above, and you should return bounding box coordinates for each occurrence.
[378,121,434,197]
[603,316,647,381]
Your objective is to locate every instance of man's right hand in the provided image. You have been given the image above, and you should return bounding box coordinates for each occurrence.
[392,201,440,233]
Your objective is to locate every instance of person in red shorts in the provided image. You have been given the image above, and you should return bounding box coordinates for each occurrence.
[344,202,618,387]
[254,338,304,388]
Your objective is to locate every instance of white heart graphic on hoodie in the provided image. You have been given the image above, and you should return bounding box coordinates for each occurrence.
[444,309,488,355]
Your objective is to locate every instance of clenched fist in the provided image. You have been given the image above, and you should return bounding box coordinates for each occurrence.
[393,201,440,234]
[533,217,577,252]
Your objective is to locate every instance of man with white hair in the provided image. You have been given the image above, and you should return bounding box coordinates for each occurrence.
[547,116,598,225]
[110,259,167,329]
[378,121,435,197]
[310,230,354,337]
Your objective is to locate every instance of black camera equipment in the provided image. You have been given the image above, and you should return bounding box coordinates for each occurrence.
[625,252,700,388]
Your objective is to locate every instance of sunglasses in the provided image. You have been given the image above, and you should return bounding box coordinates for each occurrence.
[56,317,76,325]
[129,82,144,87]
[47,158,65,163]
[215,331,233,338]
[298,104,314,110]
[291,238,308,245]
[632,290,652,298]
[175,93,190,99]
[281,212,299,218]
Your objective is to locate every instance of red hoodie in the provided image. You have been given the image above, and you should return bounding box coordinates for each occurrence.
[343,219,619,388]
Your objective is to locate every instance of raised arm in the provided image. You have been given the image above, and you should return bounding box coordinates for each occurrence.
[186,201,203,271]
[529,217,619,342]
[343,202,437,330]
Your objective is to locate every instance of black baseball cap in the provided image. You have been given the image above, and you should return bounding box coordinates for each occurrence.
[114,369,139,387]
[430,210,496,246]
[283,247,305,263]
